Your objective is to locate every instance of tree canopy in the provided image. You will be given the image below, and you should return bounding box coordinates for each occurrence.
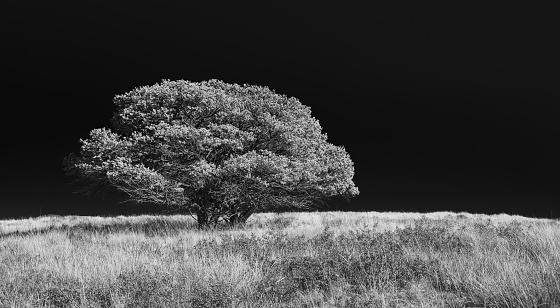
[65,80,359,226]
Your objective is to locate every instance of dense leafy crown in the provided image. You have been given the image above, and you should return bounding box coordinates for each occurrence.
[66,80,358,223]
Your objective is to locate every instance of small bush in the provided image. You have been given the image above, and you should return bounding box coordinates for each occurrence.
[8,269,83,308]
[84,285,113,308]
[302,228,443,292]
[269,216,294,229]
[194,233,268,263]
[495,220,525,239]
[341,250,439,291]
[40,287,80,308]
[262,229,308,256]
[396,219,474,253]
[189,282,234,308]
[284,256,330,291]
[473,219,496,237]
[116,268,172,308]
[256,259,299,302]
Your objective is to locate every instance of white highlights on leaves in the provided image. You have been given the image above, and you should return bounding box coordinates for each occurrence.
[68,79,359,216]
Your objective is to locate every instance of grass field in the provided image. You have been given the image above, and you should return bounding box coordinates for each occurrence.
[1,211,559,307]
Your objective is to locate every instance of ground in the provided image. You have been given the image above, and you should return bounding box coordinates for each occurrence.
[1,211,559,307]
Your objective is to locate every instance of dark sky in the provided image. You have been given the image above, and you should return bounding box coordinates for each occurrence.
[2,0,560,218]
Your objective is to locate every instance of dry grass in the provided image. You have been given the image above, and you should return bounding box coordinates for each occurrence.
[1,211,559,307]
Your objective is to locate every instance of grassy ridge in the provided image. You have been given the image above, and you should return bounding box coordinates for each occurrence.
[0,212,559,307]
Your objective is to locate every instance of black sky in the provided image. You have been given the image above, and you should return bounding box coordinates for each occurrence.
[2,0,560,218]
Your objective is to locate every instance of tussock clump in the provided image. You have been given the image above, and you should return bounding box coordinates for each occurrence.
[268,215,295,229]
[193,230,309,261]
[116,268,173,307]
[193,233,269,261]
[325,230,440,291]
[255,228,442,296]
[284,256,331,291]
[189,282,234,308]
[83,285,113,308]
[40,287,80,308]
[396,218,474,253]
[255,257,299,302]
[3,268,82,307]
[495,220,525,239]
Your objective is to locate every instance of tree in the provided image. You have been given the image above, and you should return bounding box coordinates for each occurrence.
[64,80,359,226]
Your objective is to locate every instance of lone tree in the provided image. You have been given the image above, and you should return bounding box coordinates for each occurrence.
[65,80,359,226]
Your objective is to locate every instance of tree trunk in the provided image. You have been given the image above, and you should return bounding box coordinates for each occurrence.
[194,187,213,228]
[228,205,257,226]
[196,209,209,227]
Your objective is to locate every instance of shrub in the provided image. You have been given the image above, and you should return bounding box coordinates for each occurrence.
[84,285,113,308]
[396,219,474,253]
[256,259,299,302]
[189,282,234,308]
[284,256,330,291]
[269,215,294,229]
[116,268,172,307]
[40,287,80,308]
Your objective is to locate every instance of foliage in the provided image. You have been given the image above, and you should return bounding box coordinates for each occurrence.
[65,80,359,226]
